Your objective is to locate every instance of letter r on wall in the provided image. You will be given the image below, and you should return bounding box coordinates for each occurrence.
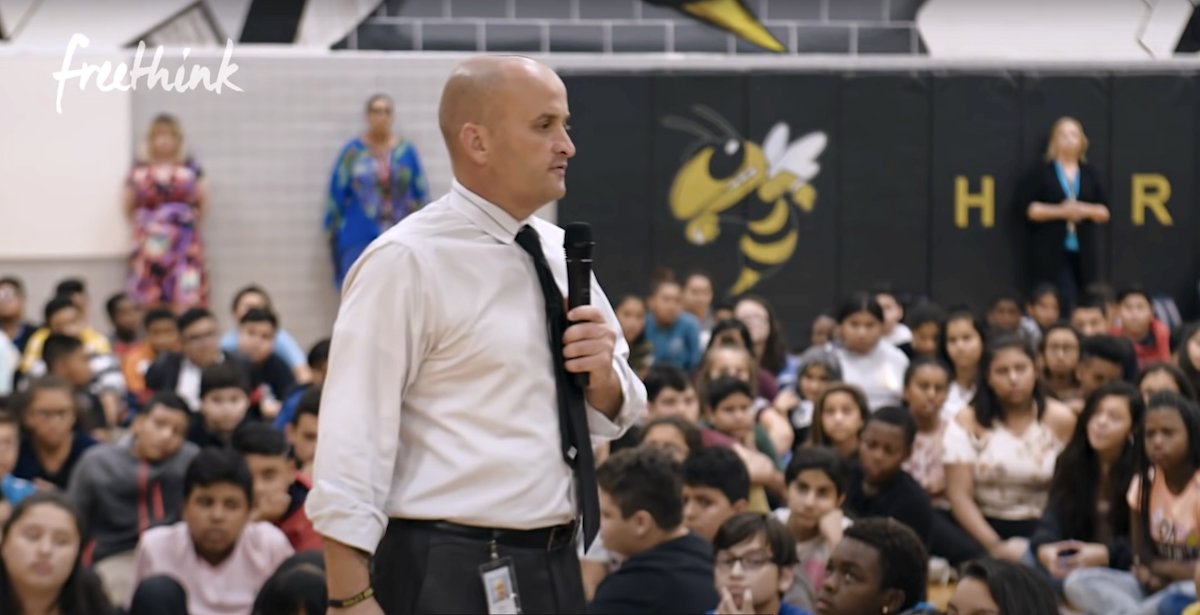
[954,175,994,228]
[1132,173,1173,226]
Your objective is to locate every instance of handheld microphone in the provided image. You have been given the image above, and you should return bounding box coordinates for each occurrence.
[564,222,593,389]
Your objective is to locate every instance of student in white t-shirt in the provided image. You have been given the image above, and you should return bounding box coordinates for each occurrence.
[940,308,987,421]
[833,293,909,411]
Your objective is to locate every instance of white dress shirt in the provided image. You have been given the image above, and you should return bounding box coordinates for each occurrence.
[307,180,646,554]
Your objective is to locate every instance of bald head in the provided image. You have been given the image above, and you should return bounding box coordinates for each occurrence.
[438,56,561,155]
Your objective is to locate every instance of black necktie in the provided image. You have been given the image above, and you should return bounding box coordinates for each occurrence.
[514,224,600,549]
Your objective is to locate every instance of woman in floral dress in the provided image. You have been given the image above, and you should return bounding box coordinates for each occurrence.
[124,113,208,312]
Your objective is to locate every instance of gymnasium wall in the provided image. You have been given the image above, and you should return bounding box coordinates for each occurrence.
[558,70,1199,341]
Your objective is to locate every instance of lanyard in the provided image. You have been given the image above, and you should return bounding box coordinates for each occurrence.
[1054,161,1080,202]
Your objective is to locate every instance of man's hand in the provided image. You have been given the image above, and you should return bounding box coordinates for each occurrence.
[988,537,1029,562]
[564,306,623,418]
[563,306,616,381]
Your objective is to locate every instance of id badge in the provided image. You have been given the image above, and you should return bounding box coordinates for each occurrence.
[479,556,522,614]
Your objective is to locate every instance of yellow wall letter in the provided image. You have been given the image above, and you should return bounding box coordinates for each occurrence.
[954,175,994,228]
[1132,174,1173,226]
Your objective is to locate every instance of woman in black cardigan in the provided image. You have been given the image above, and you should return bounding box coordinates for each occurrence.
[1024,117,1110,308]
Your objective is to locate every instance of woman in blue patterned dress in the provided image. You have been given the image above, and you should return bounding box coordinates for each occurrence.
[324,94,429,289]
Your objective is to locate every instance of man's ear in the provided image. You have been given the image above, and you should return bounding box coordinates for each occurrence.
[459,123,488,165]
[732,498,749,513]
[284,423,295,444]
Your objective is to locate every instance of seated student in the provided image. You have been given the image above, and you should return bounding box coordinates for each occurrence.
[0,276,38,354]
[775,447,852,611]
[187,362,253,449]
[700,341,792,456]
[844,407,933,542]
[643,364,784,498]
[1138,363,1198,403]
[147,308,248,413]
[128,447,294,615]
[220,285,311,384]
[986,293,1025,338]
[684,446,751,542]
[250,550,326,615]
[0,492,112,615]
[905,301,946,360]
[941,309,987,421]
[778,346,841,445]
[705,376,777,465]
[1023,284,1061,347]
[0,331,15,397]
[943,335,1073,564]
[708,317,782,403]
[949,558,1058,615]
[105,291,141,361]
[808,383,871,460]
[234,308,296,421]
[0,410,35,514]
[1072,334,1136,414]
[615,294,654,378]
[122,307,180,408]
[285,388,321,479]
[13,376,97,490]
[231,422,321,552]
[833,293,910,411]
[1063,392,1200,615]
[1041,323,1083,408]
[1114,286,1171,370]
[22,295,125,428]
[67,391,199,605]
[1071,294,1111,338]
[43,333,108,437]
[644,277,703,373]
[711,512,806,615]
[816,518,938,615]
[1029,382,1141,593]
[901,358,951,505]
[590,447,719,614]
[874,286,913,352]
[583,417,703,600]
[274,339,329,429]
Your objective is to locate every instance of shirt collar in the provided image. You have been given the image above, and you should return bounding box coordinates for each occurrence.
[450,179,528,245]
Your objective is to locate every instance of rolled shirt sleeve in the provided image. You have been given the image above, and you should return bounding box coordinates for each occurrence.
[305,242,428,554]
[584,273,646,440]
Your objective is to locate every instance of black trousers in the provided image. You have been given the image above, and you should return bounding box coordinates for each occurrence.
[374,520,586,615]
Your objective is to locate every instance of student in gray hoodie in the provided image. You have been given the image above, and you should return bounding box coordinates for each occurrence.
[67,390,199,605]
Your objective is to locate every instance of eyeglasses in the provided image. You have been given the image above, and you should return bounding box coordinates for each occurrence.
[715,551,774,572]
[30,408,74,422]
[184,329,218,344]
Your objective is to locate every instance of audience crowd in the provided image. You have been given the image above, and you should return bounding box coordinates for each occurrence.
[3,264,1200,615]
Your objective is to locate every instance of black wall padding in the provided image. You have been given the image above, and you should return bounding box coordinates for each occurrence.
[559,70,1200,345]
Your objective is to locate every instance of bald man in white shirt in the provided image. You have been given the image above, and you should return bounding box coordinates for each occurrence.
[307,56,646,615]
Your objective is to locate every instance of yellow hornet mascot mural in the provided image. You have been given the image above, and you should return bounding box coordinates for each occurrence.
[663,105,828,295]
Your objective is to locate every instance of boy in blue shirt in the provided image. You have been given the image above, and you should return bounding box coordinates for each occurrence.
[644,278,702,373]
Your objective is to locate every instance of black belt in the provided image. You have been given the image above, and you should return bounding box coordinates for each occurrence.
[402,519,578,551]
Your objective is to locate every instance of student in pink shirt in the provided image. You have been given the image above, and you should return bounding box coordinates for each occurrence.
[127,447,293,615]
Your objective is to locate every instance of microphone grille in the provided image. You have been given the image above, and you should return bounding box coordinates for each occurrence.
[564,222,593,247]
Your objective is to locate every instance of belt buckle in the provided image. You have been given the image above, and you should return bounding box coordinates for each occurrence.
[548,520,578,550]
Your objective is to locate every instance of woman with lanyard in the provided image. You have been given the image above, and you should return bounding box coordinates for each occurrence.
[1023,116,1110,310]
